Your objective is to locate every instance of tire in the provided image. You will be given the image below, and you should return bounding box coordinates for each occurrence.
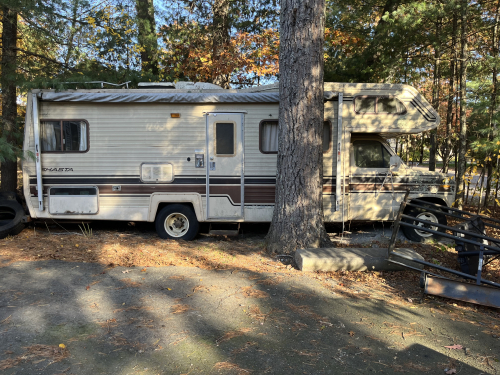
[402,204,447,242]
[155,204,199,241]
[0,199,25,239]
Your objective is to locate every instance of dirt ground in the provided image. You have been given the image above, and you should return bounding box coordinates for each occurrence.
[1,221,500,374]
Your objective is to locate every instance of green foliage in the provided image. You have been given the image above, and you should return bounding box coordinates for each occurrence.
[0,117,25,163]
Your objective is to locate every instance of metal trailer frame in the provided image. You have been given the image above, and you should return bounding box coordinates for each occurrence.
[388,192,500,308]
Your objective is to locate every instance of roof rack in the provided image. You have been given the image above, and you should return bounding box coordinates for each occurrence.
[56,81,131,89]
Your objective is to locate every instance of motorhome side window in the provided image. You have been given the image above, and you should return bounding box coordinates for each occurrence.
[40,120,88,152]
[353,140,391,168]
[260,120,331,153]
[354,96,406,114]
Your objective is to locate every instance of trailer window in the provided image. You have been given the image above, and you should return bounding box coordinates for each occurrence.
[215,122,235,155]
[354,96,406,114]
[260,120,331,153]
[260,120,279,153]
[353,140,391,168]
[40,120,88,152]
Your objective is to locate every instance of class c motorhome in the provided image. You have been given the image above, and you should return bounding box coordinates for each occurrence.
[22,82,455,242]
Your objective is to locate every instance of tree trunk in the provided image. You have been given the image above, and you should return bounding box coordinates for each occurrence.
[419,136,424,164]
[1,6,18,193]
[484,0,500,208]
[136,0,159,75]
[429,132,436,171]
[212,0,230,88]
[455,0,468,209]
[429,17,441,172]
[266,0,330,254]
[443,12,458,174]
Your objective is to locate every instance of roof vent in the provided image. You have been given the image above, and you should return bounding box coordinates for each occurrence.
[174,82,223,90]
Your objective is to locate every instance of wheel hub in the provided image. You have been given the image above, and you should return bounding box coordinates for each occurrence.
[414,212,439,238]
[165,213,190,238]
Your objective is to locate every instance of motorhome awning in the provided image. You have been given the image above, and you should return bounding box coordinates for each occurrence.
[39,91,338,103]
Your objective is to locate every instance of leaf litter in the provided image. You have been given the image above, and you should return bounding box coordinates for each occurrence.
[1,223,500,373]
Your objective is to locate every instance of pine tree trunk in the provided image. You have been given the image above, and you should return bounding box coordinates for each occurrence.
[484,0,500,208]
[136,0,159,75]
[429,132,436,171]
[212,0,230,88]
[443,12,458,175]
[1,6,18,193]
[455,0,468,209]
[429,18,441,172]
[266,0,330,254]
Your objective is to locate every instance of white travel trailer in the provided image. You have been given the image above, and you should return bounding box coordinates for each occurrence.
[21,82,455,241]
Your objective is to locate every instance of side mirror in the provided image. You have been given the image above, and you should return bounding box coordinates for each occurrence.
[390,155,402,171]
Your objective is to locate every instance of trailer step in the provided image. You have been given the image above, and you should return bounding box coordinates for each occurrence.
[209,223,240,236]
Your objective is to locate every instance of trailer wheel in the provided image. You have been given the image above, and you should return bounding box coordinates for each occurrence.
[0,199,25,239]
[402,205,447,242]
[155,204,199,241]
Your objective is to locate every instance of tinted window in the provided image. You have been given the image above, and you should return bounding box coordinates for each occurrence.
[355,97,376,113]
[378,97,405,113]
[64,121,84,151]
[216,122,235,155]
[40,120,88,152]
[353,140,391,168]
[50,187,97,196]
[354,96,406,114]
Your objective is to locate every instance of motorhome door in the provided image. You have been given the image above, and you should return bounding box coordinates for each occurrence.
[206,113,244,220]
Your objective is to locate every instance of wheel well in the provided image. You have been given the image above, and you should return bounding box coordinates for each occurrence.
[404,197,447,214]
[155,202,195,220]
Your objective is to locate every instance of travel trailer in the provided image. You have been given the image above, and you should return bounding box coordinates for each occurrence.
[18,82,455,242]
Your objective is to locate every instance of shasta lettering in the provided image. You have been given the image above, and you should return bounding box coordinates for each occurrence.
[42,168,73,172]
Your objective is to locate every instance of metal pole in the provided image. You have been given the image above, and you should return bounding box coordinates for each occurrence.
[32,94,44,211]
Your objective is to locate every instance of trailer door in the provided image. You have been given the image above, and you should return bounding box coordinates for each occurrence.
[205,112,244,220]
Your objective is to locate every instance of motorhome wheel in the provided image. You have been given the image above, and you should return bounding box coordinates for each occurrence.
[402,205,447,242]
[0,198,25,239]
[155,204,199,240]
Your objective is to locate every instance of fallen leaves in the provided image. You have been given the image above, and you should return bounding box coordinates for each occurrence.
[231,341,257,355]
[240,286,269,299]
[213,361,251,374]
[171,304,191,314]
[216,328,253,345]
[112,305,152,314]
[444,344,463,350]
[24,344,69,364]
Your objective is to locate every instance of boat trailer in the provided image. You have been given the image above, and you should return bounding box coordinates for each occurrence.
[388,193,500,308]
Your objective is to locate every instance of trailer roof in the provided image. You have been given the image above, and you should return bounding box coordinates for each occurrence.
[36,91,339,104]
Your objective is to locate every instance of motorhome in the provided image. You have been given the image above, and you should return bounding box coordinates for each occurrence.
[19,82,455,241]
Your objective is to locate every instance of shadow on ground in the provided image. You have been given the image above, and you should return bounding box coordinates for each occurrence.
[1,259,499,374]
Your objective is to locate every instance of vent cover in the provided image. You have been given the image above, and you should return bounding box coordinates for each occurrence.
[141,163,174,183]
